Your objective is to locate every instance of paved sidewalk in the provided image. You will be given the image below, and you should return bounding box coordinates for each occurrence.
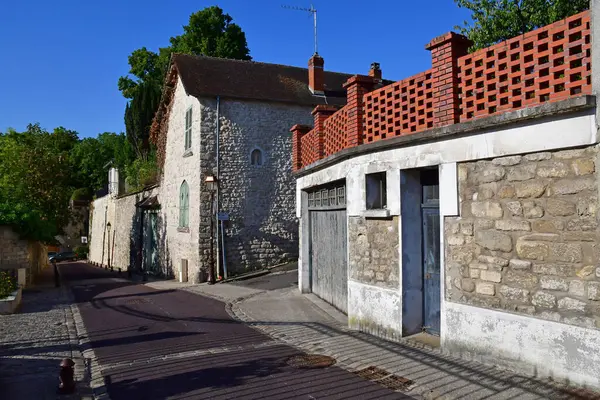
[0,264,90,400]
[147,279,600,400]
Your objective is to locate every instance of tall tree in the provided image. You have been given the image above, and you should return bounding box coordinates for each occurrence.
[0,124,78,241]
[118,6,251,159]
[455,0,589,51]
[70,132,133,192]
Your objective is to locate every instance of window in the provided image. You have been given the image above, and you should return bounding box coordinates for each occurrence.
[179,181,189,228]
[184,108,192,150]
[306,181,346,210]
[366,172,387,210]
[251,148,263,166]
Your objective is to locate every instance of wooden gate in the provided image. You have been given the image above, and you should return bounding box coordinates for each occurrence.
[308,183,348,314]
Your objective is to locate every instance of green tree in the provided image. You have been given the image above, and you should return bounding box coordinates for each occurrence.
[118,6,251,159]
[70,132,133,192]
[455,0,589,51]
[0,124,78,242]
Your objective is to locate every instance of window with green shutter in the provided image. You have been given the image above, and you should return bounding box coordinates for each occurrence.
[179,181,189,228]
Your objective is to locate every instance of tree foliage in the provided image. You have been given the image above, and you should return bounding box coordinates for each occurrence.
[455,0,589,51]
[0,124,78,242]
[118,6,251,160]
[70,132,133,192]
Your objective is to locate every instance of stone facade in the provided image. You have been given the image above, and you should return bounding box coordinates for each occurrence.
[160,76,202,281]
[0,226,46,285]
[446,146,600,329]
[197,98,313,273]
[88,186,161,274]
[348,216,399,288]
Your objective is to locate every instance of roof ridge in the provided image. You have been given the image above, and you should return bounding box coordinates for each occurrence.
[172,53,353,77]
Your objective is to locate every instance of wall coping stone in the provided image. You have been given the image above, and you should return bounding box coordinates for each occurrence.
[294,95,596,177]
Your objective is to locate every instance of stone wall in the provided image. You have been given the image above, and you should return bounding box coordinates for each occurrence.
[446,146,600,329]
[88,187,161,274]
[199,98,313,273]
[0,226,46,285]
[161,76,203,282]
[349,216,399,288]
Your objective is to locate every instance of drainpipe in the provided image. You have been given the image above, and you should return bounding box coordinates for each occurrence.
[215,96,221,280]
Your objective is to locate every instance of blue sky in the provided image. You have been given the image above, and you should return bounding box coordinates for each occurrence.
[0,1,470,138]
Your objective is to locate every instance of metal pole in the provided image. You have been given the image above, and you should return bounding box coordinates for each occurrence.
[215,96,221,280]
[208,190,216,284]
[220,220,228,279]
[312,4,318,55]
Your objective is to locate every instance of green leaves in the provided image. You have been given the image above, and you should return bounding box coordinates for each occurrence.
[0,124,78,242]
[455,0,589,51]
[118,6,251,164]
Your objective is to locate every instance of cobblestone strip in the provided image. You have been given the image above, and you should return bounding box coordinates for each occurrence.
[225,292,588,400]
[71,303,110,400]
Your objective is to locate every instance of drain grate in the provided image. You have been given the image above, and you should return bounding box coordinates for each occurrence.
[355,366,389,380]
[354,366,414,392]
[378,375,414,391]
[286,354,336,369]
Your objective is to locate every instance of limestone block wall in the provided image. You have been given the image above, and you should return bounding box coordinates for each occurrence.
[348,216,399,288]
[88,187,161,274]
[0,226,29,270]
[446,146,600,329]
[199,98,313,273]
[88,195,108,266]
[160,76,202,282]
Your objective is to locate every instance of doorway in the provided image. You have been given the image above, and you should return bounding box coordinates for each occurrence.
[401,168,440,336]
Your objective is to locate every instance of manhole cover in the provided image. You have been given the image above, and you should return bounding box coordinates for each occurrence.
[378,375,414,391]
[355,366,389,380]
[286,354,336,369]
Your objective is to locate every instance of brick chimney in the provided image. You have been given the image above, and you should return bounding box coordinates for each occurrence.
[368,62,382,81]
[308,54,325,94]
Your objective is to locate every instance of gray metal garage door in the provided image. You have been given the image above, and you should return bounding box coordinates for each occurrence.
[308,183,348,314]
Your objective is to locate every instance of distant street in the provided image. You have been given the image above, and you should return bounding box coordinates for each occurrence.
[60,262,409,400]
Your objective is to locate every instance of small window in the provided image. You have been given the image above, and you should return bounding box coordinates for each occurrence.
[179,181,189,228]
[366,172,387,210]
[251,148,263,166]
[184,108,192,150]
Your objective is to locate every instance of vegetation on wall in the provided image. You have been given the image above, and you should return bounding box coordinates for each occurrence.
[0,271,17,299]
[454,0,589,51]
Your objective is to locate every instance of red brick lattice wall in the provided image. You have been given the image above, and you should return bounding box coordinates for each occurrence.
[323,106,349,156]
[300,129,319,167]
[458,11,591,122]
[363,70,434,143]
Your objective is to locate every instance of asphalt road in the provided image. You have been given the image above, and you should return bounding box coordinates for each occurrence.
[60,262,410,400]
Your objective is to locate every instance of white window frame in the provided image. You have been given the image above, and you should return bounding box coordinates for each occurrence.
[184,107,192,151]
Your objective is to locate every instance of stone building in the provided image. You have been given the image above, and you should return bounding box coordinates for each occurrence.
[292,10,600,389]
[89,54,352,282]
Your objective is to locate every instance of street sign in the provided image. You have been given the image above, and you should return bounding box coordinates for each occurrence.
[217,212,229,221]
[81,237,88,244]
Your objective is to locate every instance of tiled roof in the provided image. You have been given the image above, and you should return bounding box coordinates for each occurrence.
[172,53,352,106]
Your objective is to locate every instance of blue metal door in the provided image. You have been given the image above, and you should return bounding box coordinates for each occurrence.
[422,182,440,335]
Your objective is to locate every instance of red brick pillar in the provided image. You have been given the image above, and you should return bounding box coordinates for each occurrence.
[426,32,472,127]
[291,124,312,171]
[312,105,339,157]
[343,75,376,148]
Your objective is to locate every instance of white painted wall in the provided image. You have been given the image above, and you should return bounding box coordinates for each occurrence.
[296,109,599,387]
[160,76,202,282]
[444,301,600,388]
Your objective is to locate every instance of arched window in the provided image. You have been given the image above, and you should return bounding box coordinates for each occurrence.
[251,148,263,166]
[179,181,189,228]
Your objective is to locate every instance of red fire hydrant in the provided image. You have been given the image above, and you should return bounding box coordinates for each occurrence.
[57,358,75,394]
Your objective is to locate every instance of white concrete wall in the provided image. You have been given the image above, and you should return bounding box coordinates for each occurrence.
[160,76,202,282]
[297,109,600,387]
[444,301,600,388]
[88,195,108,265]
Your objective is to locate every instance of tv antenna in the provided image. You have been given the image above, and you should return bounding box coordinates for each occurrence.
[282,4,318,55]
